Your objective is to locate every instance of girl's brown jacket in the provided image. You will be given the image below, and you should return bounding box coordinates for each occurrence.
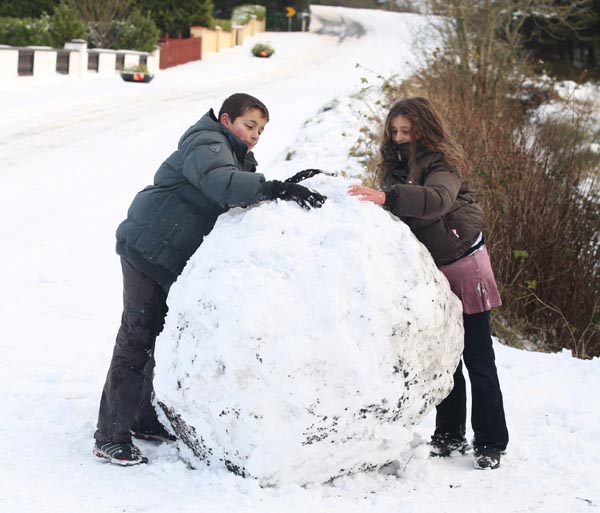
[380,148,485,266]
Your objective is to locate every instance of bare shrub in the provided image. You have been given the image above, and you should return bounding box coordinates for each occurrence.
[354,53,600,357]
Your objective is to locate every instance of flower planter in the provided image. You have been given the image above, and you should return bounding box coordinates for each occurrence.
[254,50,273,58]
[251,43,275,59]
[120,71,154,83]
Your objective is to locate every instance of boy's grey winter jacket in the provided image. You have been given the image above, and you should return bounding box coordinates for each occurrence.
[381,146,485,266]
[116,110,267,290]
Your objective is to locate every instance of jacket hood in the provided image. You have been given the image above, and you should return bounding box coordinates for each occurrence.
[178,109,257,166]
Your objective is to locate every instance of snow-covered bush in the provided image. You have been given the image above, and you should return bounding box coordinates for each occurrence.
[232,4,266,24]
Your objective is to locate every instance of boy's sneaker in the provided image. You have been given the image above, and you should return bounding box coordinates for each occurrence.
[474,447,501,470]
[131,426,177,443]
[429,433,469,457]
[93,440,148,466]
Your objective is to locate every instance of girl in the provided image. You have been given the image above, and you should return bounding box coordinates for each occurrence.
[348,97,508,470]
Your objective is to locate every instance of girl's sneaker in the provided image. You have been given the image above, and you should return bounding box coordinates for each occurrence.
[474,447,501,469]
[93,440,148,466]
[429,433,469,457]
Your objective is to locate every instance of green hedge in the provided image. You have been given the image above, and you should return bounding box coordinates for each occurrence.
[0,15,50,46]
[0,5,158,51]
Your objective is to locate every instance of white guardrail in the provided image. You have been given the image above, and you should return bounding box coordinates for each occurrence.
[0,39,160,81]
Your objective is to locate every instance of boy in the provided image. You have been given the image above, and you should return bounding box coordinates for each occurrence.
[93,93,326,466]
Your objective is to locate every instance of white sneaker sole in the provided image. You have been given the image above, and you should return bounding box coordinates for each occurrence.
[93,447,148,466]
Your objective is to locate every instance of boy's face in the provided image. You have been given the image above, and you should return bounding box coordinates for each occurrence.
[219,108,268,151]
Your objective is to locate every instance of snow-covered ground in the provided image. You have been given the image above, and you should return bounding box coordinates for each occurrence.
[1,5,599,513]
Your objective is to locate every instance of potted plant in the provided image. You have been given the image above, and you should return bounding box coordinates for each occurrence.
[120,64,154,83]
[251,42,274,58]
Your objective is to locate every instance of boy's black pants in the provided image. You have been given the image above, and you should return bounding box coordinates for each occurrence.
[434,311,509,451]
[95,258,168,444]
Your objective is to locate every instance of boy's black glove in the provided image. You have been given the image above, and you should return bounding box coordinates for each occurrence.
[261,180,326,210]
[284,168,335,184]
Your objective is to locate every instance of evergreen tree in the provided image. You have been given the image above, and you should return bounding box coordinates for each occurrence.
[257,0,310,31]
[212,0,238,19]
[134,0,213,37]
[0,0,59,17]
[519,0,600,77]
[47,1,86,47]
[583,0,600,67]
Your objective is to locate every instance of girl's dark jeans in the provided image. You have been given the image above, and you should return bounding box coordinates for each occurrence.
[434,311,509,451]
[94,258,168,444]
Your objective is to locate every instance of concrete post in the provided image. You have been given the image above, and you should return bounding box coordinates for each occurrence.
[0,47,19,80]
[64,39,87,77]
[216,26,222,52]
[98,51,117,75]
[30,48,56,78]
[149,48,160,73]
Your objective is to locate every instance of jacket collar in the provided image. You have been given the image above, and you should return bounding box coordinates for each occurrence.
[396,141,427,162]
[207,109,258,167]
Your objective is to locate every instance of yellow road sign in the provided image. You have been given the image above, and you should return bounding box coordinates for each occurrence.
[286,6,296,17]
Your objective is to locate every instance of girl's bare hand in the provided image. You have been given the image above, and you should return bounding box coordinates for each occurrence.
[347,185,386,205]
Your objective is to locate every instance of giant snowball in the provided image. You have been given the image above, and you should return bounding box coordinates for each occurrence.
[153,175,463,486]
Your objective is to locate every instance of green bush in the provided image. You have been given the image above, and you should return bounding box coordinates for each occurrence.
[0,15,50,46]
[136,0,213,38]
[0,5,156,51]
[47,1,85,48]
[123,63,149,73]
[251,42,274,57]
[210,17,232,31]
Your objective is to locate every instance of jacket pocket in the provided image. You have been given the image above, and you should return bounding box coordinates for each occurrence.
[127,191,207,274]
[413,201,486,265]
[415,219,463,264]
[445,202,485,243]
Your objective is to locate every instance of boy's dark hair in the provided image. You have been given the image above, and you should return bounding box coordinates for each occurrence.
[219,93,269,122]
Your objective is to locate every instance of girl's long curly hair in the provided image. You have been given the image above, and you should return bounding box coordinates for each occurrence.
[376,97,468,184]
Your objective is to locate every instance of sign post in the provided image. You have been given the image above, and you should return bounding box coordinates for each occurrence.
[286,6,296,32]
[299,11,309,32]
